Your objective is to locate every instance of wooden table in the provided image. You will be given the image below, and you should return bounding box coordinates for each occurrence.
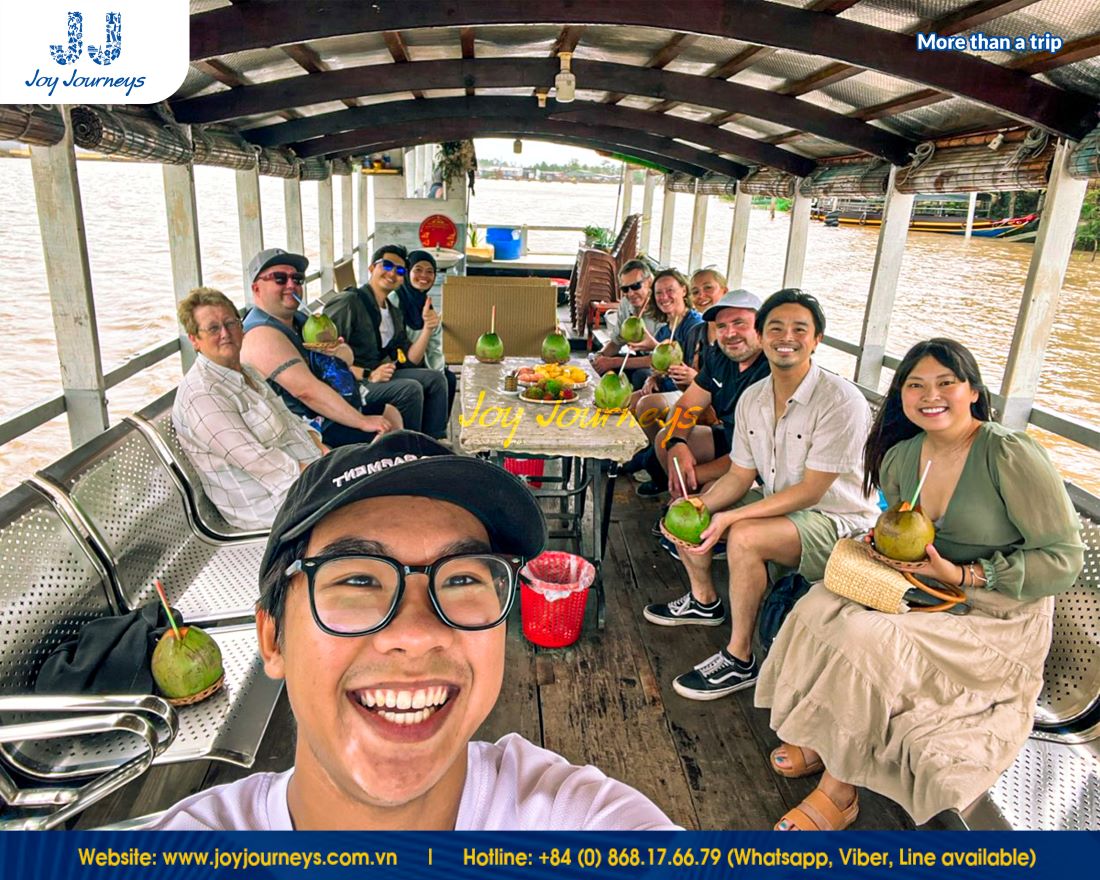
[458,356,647,627]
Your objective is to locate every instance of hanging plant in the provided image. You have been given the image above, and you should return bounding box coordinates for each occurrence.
[436,140,477,185]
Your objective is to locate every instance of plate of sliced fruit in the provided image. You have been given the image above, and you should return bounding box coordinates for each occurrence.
[516,363,589,389]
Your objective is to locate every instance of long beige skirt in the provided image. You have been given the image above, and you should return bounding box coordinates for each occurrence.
[754,582,1054,824]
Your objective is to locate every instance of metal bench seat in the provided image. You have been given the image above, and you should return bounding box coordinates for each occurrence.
[128,389,267,543]
[966,483,1100,830]
[34,422,265,624]
[0,482,283,829]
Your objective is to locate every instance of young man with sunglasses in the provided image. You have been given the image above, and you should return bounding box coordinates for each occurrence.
[324,245,451,439]
[173,287,326,530]
[150,432,677,830]
[592,259,661,384]
[240,248,400,448]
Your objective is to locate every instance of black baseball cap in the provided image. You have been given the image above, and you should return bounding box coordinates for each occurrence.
[260,431,548,581]
[249,247,308,282]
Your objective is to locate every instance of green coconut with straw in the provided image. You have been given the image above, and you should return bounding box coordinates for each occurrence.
[150,579,224,701]
[873,460,936,562]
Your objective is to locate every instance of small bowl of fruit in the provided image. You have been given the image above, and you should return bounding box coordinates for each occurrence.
[519,378,580,404]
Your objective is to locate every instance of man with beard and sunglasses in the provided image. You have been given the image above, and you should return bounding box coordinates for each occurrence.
[324,245,451,439]
[149,432,678,831]
[240,248,399,449]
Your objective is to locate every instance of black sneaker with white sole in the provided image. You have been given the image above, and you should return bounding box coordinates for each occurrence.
[672,650,759,700]
[643,592,726,626]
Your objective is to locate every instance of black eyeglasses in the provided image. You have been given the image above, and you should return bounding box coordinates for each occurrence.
[377,259,407,277]
[619,281,645,294]
[257,271,305,286]
[285,552,522,636]
[198,318,242,336]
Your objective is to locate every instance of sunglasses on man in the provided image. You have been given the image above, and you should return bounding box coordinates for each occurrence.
[377,259,407,277]
[619,280,645,294]
[257,271,306,286]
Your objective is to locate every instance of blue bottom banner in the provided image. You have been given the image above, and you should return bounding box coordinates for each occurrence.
[0,831,1097,879]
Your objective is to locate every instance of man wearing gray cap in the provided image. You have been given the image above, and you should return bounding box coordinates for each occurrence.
[653,289,769,499]
[240,248,401,447]
[149,432,678,831]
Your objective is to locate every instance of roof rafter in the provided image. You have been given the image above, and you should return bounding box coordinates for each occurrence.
[172,58,912,163]
[293,115,743,178]
[602,33,699,105]
[242,95,812,175]
[188,0,1096,138]
[328,122,711,176]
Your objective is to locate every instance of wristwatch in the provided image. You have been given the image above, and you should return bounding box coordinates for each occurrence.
[665,437,688,449]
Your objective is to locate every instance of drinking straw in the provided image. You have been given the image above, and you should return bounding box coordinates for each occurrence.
[672,456,690,499]
[909,460,932,510]
[153,578,182,641]
[491,305,496,335]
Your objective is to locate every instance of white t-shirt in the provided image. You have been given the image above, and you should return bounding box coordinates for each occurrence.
[146,734,679,831]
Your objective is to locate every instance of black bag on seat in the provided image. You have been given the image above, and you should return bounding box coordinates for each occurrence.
[758,573,812,656]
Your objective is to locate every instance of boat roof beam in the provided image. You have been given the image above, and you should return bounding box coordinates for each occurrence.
[317,123,715,179]
[172,58,912,165]
[188,0,1099,139]
[246,97,781,176]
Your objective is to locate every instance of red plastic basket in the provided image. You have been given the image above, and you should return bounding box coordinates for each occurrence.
[520,552,596,648]
[503,456,544,488]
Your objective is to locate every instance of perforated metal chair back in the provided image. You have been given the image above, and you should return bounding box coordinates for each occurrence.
[1035,485,1100,727]
[37,422,264,624]
[130,390,265,542]
[0,483,117,698]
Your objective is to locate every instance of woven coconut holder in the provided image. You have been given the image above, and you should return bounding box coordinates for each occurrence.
[659,520,707,552]
[164,674,225,707]
[824,539,965,614]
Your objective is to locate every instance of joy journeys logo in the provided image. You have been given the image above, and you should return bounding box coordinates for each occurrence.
[0,1,188,103]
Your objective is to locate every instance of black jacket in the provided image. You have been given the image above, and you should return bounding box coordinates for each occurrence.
[323,284,410,371]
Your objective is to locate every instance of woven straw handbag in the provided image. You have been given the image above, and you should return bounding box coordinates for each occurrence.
[823,538,966,613]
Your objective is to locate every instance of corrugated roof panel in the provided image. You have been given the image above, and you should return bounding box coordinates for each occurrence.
[305,32,392,67]
[402,28,463,61]
[1043,58,1100,98]
[189,0,230,13]
[721,117,793,139]
[838,0,960,33]
[423,89,470,99]
[663,58,723,76]
[176,66,220,100]
[573,89,613,102]
[470,25,562,57]
[618,96,663,110]
[816,69,923,111]
[773,134,848,159]
[888,95,1014,139]
[665,105,723,122]
[573,26,674,66]
[671,34,757,69]
[737,48,844,85]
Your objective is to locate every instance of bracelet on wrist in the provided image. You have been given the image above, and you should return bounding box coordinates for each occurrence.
[666,437,688,449]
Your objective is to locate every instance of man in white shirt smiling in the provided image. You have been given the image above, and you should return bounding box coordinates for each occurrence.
[644,289,878,701]
[172,287,325,530]
[150,432,678,831]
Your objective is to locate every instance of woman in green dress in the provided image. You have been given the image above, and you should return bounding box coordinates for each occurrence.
[755,338,1084,830]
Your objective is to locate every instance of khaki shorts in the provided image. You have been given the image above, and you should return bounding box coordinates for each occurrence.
[734,489,839,583]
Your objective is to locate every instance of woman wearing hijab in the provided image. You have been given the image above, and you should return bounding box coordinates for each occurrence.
[389,249,456,412]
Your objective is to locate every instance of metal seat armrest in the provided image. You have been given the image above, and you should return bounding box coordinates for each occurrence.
[0,694,177,755]
[0,712,159,830]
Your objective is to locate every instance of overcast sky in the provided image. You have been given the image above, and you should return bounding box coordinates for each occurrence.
[473,137,617,167]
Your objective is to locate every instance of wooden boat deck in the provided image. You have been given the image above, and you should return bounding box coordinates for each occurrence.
[74,475,950,830]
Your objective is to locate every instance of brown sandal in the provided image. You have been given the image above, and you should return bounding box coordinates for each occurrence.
[770,744,824,778]
[775,789,859,831]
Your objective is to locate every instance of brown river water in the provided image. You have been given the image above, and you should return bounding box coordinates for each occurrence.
[1,164,1098,495]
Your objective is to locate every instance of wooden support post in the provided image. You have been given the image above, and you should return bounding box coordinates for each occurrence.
[1000,141,1089,429]
[319,168,335,295]
[726,182,752,288]
[688,181,709,272]
[284,177,306,260]
[235,167,263,305]
[659,186,676,266]
[620,166,634,228]
[29,107,109,447]
[855,166,914,390]
[341,172,354,259]
[162,163,203,372]
[964,191,977,239]
[640,171,656,254]
[358,168,372,282]
[782,186,811,288]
